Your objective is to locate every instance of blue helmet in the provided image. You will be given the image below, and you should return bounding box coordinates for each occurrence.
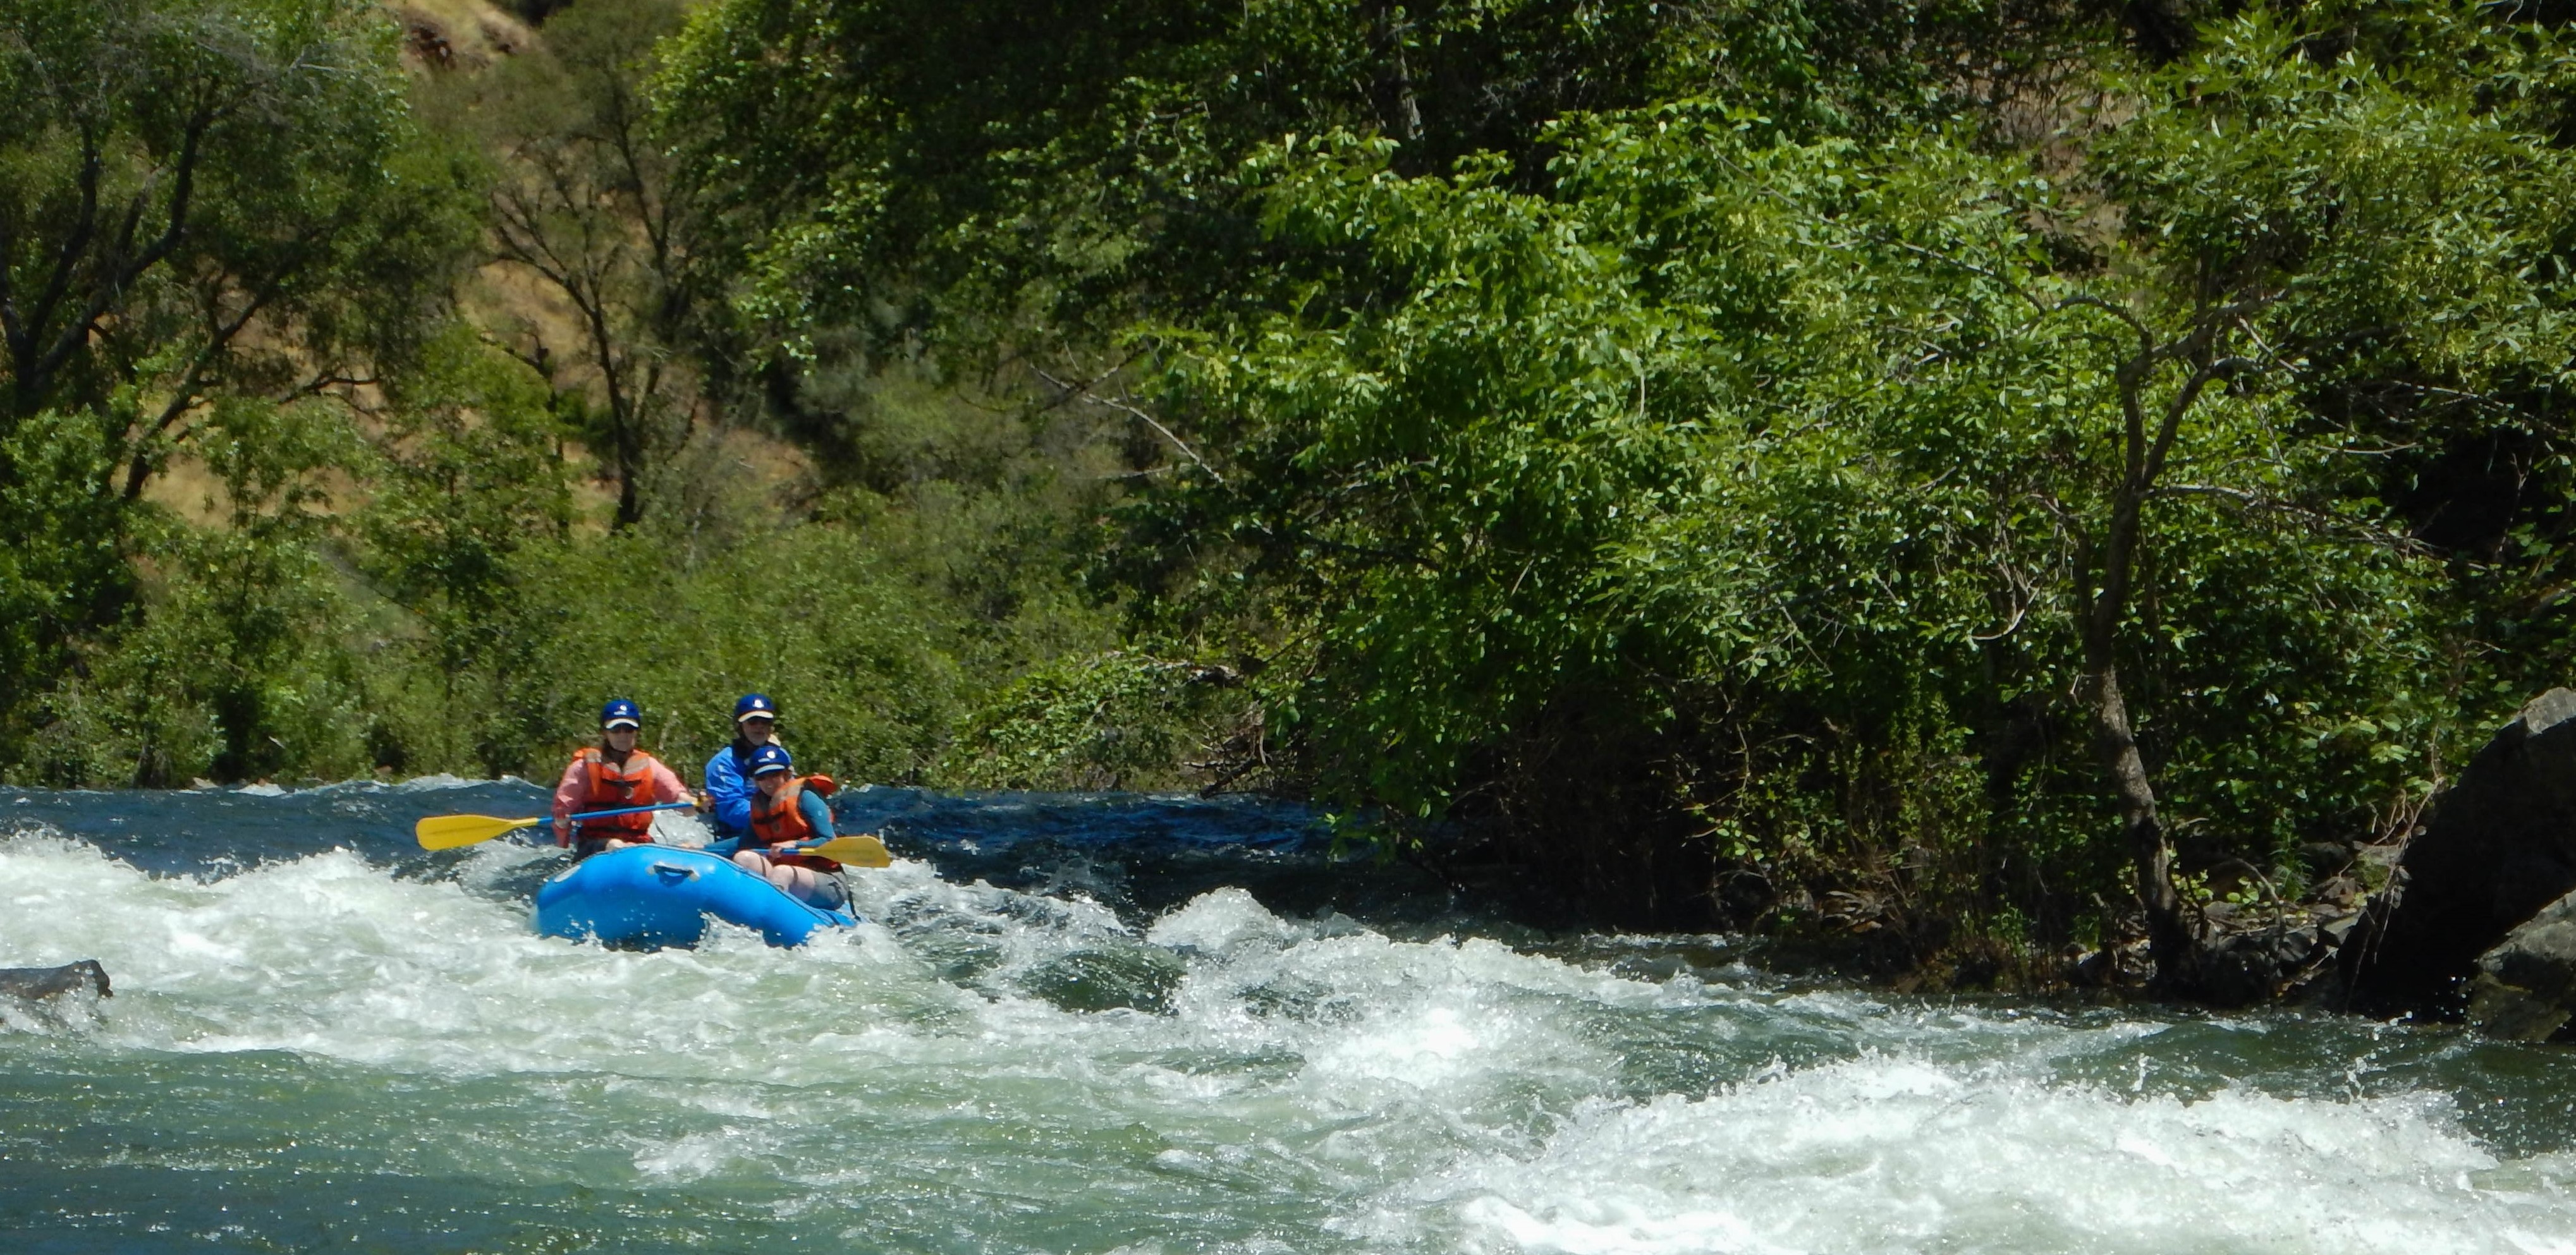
[600,698,642,729]
[733,693,778,724]
[748,743,793,777]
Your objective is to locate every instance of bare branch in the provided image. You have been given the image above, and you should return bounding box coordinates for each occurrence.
[11,130,104,370]
[278,372,379,404]
[2156,482,2429,554]
[1034,368,1226,485]
[25,103,215,403]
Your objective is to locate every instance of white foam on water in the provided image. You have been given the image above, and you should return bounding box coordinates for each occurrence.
[7,834,2576,1252]
[633,1124,780,1182]
[0,834,959,1080]
[647,809,713,846]
[1360,1055,2576,1255]
[0,986,106,1035]
[1150,885,1303,953]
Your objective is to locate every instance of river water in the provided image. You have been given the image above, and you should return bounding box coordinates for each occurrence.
[6,779,2576,1253]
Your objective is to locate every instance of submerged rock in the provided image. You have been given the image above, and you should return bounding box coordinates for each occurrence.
[2345,688,2576,1017]
[2195,914,2338,1007]
[0,959,110,1002]
[2469,892,2576,1041]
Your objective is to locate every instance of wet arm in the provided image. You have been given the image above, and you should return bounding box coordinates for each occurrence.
[798,788,838,842]
[549,760,586,847]
[647,758,690,804]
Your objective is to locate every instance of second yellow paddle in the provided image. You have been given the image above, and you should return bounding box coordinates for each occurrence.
[790,834,894,868]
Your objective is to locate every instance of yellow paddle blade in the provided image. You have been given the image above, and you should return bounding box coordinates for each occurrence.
[803,834,892,868]
[415,813,542,851]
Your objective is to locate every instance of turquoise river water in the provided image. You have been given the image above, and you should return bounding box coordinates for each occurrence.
[6,778,2576,1252]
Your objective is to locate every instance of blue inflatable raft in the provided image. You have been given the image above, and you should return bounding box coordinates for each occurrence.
[534,846,856,949]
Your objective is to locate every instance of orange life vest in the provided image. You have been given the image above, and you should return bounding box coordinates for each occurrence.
[748,775,841,870]
[569,746,664,840]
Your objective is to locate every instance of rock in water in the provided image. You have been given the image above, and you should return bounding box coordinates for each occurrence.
[2345,688,2576,1017]
[0,960,111,1002]
[2468,893,2576,1041]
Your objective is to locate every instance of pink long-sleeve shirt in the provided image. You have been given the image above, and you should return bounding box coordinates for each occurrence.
[551,750,690,845]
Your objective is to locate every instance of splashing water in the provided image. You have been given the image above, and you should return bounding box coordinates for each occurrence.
[6,783,2576,1253]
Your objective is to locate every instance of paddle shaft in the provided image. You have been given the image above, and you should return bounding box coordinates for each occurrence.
[415,801,702,851]
[568,801,698,827]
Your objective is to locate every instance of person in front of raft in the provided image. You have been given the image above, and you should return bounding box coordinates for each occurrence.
[724,743,849,909]
[551,699,694,858]
[702,692,781,844]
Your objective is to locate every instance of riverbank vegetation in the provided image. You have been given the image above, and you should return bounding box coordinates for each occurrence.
[7,0,2575,991]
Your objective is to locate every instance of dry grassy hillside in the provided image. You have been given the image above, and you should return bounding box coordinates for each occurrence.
[143,1,817,530]
[390,1,537,70]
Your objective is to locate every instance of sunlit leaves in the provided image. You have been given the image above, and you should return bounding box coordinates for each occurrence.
[1128,4,2576,931]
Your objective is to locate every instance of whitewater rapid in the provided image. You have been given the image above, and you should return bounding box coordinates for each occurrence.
[6,788,2576,1252]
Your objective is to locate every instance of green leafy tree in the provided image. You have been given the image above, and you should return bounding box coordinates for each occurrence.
[0,0,478,761]
[31,395,370,785]
[2017,8,2576,983]
[357,330,573,775]
[477,526,966,784]
[437,0,707,529]
[1116,4,2576,984]
[657,0,2057,373]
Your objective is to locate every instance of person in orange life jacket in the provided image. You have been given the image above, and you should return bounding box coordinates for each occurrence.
[551,699,699,858]
[727,743,849,909]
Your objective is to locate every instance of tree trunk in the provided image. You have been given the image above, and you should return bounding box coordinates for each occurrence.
[1365,0,1425,148]
[2081,391,2202,988]
[2080,653,2197,985]
[2059,318,2247,992]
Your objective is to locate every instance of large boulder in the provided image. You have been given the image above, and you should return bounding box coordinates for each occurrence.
[2344,688,2576,1017]
[2467,891,2576,1041]
[0,959,110,1002]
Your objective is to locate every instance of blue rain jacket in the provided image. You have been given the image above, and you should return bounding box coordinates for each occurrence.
[704,741,759,838]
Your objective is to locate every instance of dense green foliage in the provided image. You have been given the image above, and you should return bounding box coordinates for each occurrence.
[11,0,2576,980]
[0,0,1123,791]
[0,0,477,775]
[654,0,2103,365]
[1149,12,2576,957]
[665,0,2576,967]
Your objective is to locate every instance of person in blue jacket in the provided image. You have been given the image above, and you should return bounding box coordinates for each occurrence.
[703,692,781,841]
